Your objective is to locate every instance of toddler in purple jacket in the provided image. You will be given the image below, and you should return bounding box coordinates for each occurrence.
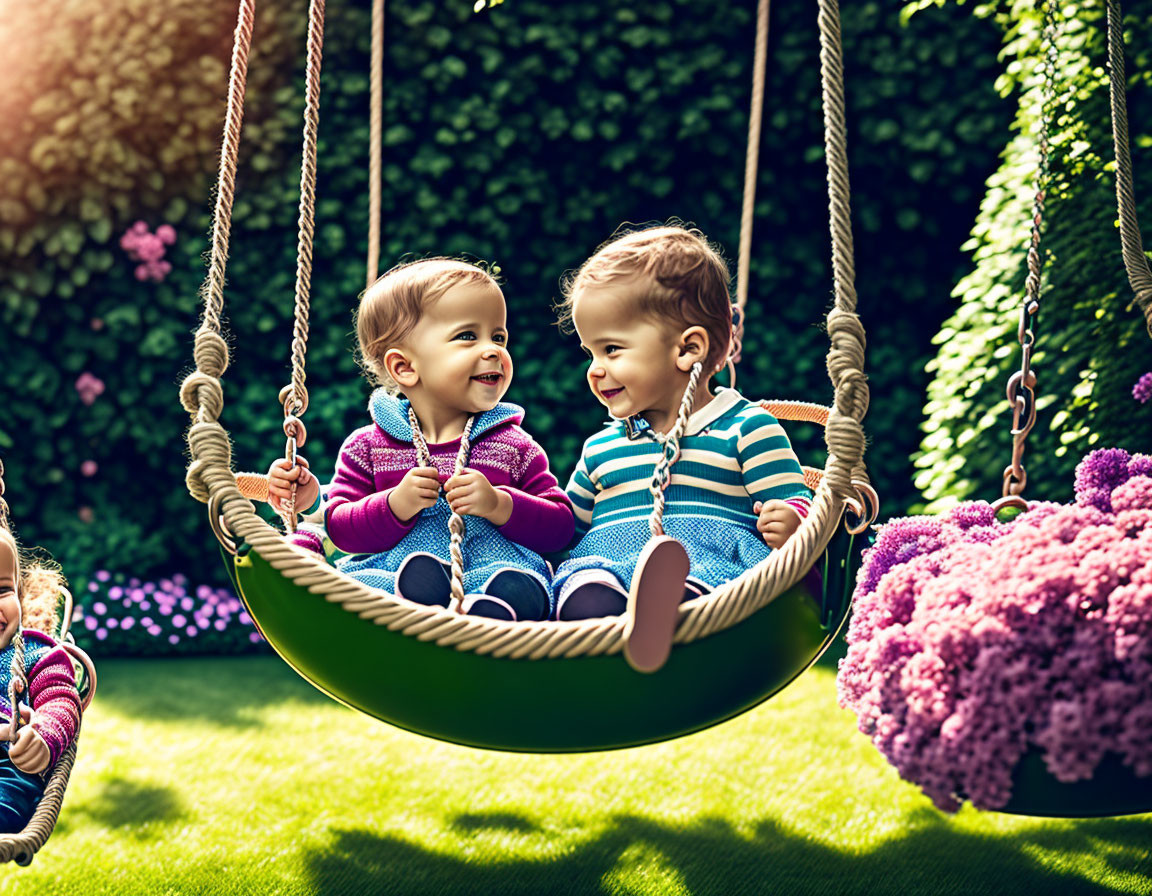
[0,527,81,833]
[268,259,574,621]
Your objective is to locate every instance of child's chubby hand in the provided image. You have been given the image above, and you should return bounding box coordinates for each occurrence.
[388,466,442,522]
[4,707,50,774]
[753,499,803,550]
[266,456,320,515]
[444,468,513,526]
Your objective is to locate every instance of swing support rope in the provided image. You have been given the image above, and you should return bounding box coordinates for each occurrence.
[732,0,772,368]
[181,0,868,659]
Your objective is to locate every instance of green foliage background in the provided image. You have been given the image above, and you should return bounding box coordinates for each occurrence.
[915,0,1152,510]
[2,0,1021,628]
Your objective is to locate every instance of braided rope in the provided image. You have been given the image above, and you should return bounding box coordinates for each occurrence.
[180,0,254,507]
[182,0,867,659]
[1106,0,1152,339]
[759,399,829,426]
[281,0,325,530]
[0,737,78,866]
[407,407,475,610]
[735,0,771,356]
[367,0,384,288]
[6,633,25,745]
[648,362,703,537]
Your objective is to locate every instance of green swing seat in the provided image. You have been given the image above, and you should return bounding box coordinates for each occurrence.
[223,520,861,753]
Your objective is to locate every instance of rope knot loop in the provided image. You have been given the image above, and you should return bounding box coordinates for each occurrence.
[192,330,230,380]
[179,371,224,419]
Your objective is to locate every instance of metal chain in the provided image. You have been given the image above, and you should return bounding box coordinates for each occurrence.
[1001,0,1059,501]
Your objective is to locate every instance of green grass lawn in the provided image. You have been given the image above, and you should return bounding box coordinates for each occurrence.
[4,653,1150,895]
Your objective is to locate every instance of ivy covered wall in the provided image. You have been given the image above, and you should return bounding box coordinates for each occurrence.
[914,0,1152,510]
[1,0,1012,601]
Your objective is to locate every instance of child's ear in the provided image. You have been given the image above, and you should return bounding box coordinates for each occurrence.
[676,326,710,373]
[383,348,419,388]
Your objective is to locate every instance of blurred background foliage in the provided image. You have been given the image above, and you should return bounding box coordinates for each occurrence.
[915,0,1152,509]
[1,0,1146,653]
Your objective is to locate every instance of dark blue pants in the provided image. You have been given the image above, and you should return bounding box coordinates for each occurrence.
[0,753,45,833]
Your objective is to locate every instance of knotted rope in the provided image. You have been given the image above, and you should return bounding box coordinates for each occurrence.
[647,362,704,537]
[408,409,476,612]
[6,634,25,746]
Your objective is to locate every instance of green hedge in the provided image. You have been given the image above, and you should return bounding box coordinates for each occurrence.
[1,0,1011,601]
[914,0,1152,510]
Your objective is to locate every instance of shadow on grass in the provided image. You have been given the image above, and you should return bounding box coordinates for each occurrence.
[55,776,186,837]
[92,655,330,727]
[305,810,1152,896]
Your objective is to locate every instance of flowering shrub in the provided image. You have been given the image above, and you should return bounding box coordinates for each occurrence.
[72,571,266,657]
[1134,372,1152,404]
[119,221,176,282]
[838,448,1152,812]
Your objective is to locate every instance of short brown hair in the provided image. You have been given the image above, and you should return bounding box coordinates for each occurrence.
[558,225,734,373]
[356,258,501,391]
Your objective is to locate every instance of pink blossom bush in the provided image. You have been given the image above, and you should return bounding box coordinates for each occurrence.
[73,571,266,657]
[1134,372,1152,404]
[119,220,175,282]
[838,448,1152,811]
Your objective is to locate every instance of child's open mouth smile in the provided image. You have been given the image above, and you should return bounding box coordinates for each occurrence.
[600,387,624,400]
[471,371,504,387]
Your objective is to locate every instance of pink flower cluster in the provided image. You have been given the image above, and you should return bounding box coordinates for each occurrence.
[75,571,265,656]
[119,221,176,282]
[1134,372,1152,404]
[74,371,105,406]
[838,448,1152,811]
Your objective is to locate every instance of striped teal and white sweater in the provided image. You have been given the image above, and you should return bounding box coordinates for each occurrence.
[552,388,812,597]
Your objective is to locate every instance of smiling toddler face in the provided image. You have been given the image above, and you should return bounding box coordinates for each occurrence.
[0,532,20,649]
[572,275,684,421]
[398,281,514,420]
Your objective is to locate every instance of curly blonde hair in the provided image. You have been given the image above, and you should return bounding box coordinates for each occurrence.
[557,224,735,375]
[0,525,65,638]
[356,258,502,392]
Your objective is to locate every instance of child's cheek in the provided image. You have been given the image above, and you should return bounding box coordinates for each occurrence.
[499,348,513,385]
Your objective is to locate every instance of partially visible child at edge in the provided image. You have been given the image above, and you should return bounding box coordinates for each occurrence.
[267,259,575,622]
[0,526,81,833]
[551,225,813,620]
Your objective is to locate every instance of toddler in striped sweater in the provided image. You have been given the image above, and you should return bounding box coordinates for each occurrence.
[552,225,813,620]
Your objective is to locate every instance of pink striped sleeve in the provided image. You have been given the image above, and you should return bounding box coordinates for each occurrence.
[27,645,81,766]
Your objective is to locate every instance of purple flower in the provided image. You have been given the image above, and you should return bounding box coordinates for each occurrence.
[1134,372,1152,404]
[839,447,1152,812]
[121,222,175,283]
